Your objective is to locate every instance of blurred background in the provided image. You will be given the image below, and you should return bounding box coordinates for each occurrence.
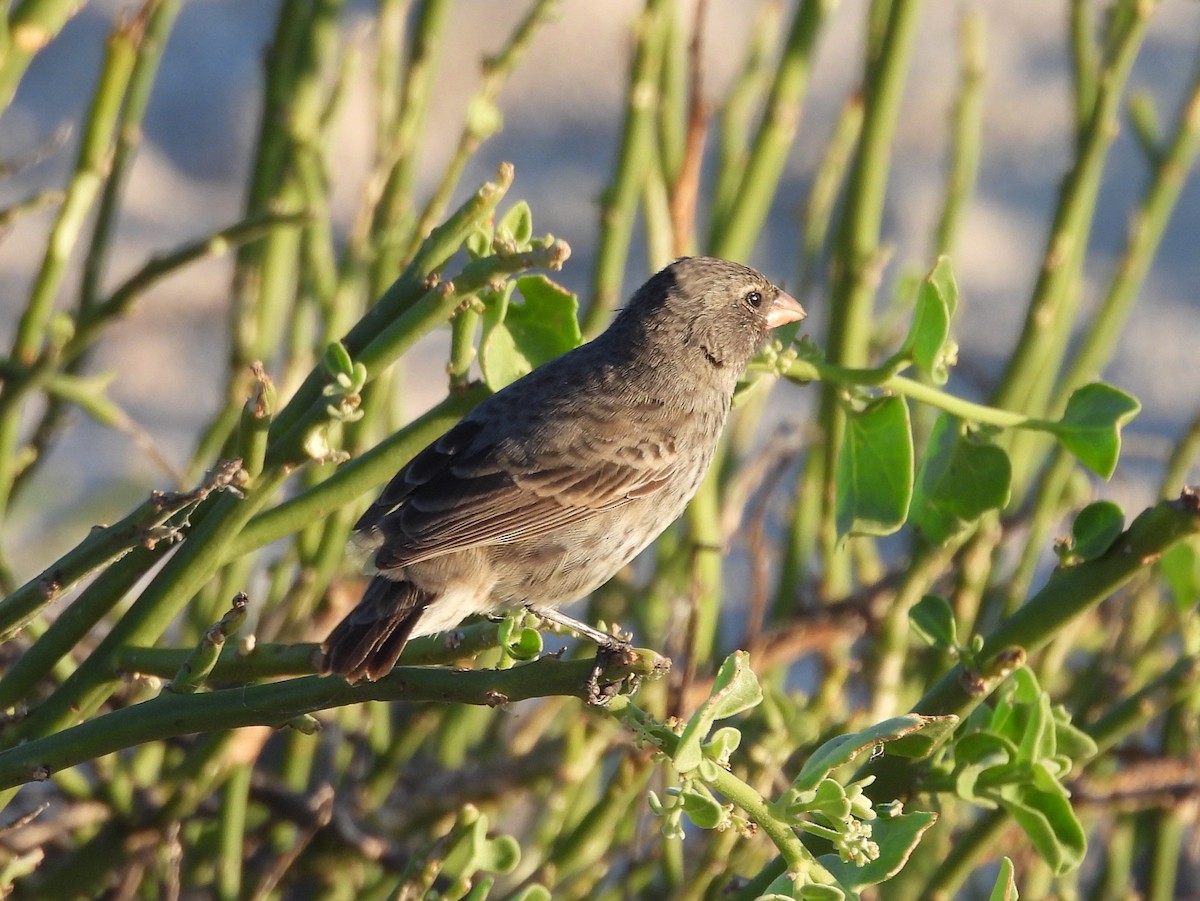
[1,0,1198,574]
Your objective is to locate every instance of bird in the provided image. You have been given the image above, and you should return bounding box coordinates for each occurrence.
[319,256,806,700]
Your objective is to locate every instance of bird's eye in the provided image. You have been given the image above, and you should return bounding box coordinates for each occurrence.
[746,290,763,308]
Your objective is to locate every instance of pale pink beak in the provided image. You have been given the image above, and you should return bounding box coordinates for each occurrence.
[765,289,806,328]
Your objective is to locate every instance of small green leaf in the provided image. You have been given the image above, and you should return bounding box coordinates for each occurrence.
[505,627,543,661]
[1047,382,1141,479]
[702,726,742,766]
[988,857,1019,901]
[835,396,914,537]
[1160,541,1200,612]
[442,813,521,878]
[909,594,957,650]
[795,715,944,790]
[478,276,581,391]
[883,715,959,759]
[496,200,533,247]
[321,341,353,379]
[678,783,726,829]
[997,782,1087,875]
[674,651,762,773]
[1070,501,1125,560]
[911,414,1012,544]
[1049,705,1098,761]
[903,256,958,384]
[820,810,938,890]
[467,95,504,141]
[465,223,493,259]
[797,886,846,901]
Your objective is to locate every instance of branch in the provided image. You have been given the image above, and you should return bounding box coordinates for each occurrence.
[0,650,666,790]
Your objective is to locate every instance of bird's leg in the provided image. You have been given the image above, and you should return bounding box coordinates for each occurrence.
[525,605,638,705]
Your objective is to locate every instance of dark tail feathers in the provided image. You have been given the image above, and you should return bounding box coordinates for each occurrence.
[319,577,431,682]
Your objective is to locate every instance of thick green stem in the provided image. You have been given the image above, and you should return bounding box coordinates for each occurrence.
[0,653,659,790]
[867,493,1200,799]
[708,0,832,260]
[583,0,671,337]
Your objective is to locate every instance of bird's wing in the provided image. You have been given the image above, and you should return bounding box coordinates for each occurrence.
[359,403,682,571]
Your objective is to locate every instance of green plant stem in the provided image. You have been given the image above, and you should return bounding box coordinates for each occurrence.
[0,15,142,536]
[782,359,1036,430]
[869,541,958,721]
[1147,807,1185,901]
[10,469,289,744]
[815,0,925,596]
[0,0,85,111]
[0,546,171,720]
[369,0,450,295]
[233,386,484,558]
[217,763,252,901]
[0,653,661,790]
[867,493,1200,799]
[263,165,513,450]
[934,9,984,258]
[8,18,138,364]
[116,619,509,682]
[1069,0,1099,133]
[920,809,1007,900]
[708,0,831,260]
[710,1,781,231]
[990,0,1151,436]
[796,92,863,300]
[684,460,724,666]
[706,766,819,879]
[998,41,1200,608]
[10,0,182,505]
[583,0,671,337]
[408,0,560,250]
[0,460,242,642]
[1162,406,1200,499]
[1085,656,1200,755]
[1052,45,1200,415]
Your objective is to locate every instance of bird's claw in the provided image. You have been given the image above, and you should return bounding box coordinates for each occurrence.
[585,640,641,706]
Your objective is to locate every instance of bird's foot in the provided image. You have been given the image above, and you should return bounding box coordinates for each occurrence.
[586,639,640,706]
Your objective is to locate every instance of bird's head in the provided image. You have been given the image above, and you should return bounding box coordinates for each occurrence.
[613,256,806,382]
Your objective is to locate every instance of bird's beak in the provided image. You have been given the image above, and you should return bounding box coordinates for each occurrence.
[765,289,806,328]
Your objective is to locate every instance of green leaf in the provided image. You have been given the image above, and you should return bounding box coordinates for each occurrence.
[467,95,504,142]
[496,200,533,247]
[835,396,914,537]
[702,726,742,766]
[1070,501,1125,560]
[678,783,726,829]
[465,222,493,259]
[820,810,938,889]
[988,858,1019,901]
[911,414,1012,544]
[1048,704,1098,762]
[795,715,946,791]
[882,715,959,760]
[909,594,957,650]
[478,275,581,391]
[1047,382,1141,479]
[321,341,353,379]
[442,814,522,878]
[1160,540,1200,613]
[674,651,762,773]
[997,782,1087,875]
[903,256,958,384]
[797,886,846,901]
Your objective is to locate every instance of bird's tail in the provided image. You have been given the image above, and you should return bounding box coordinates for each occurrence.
[319,576,431,682]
